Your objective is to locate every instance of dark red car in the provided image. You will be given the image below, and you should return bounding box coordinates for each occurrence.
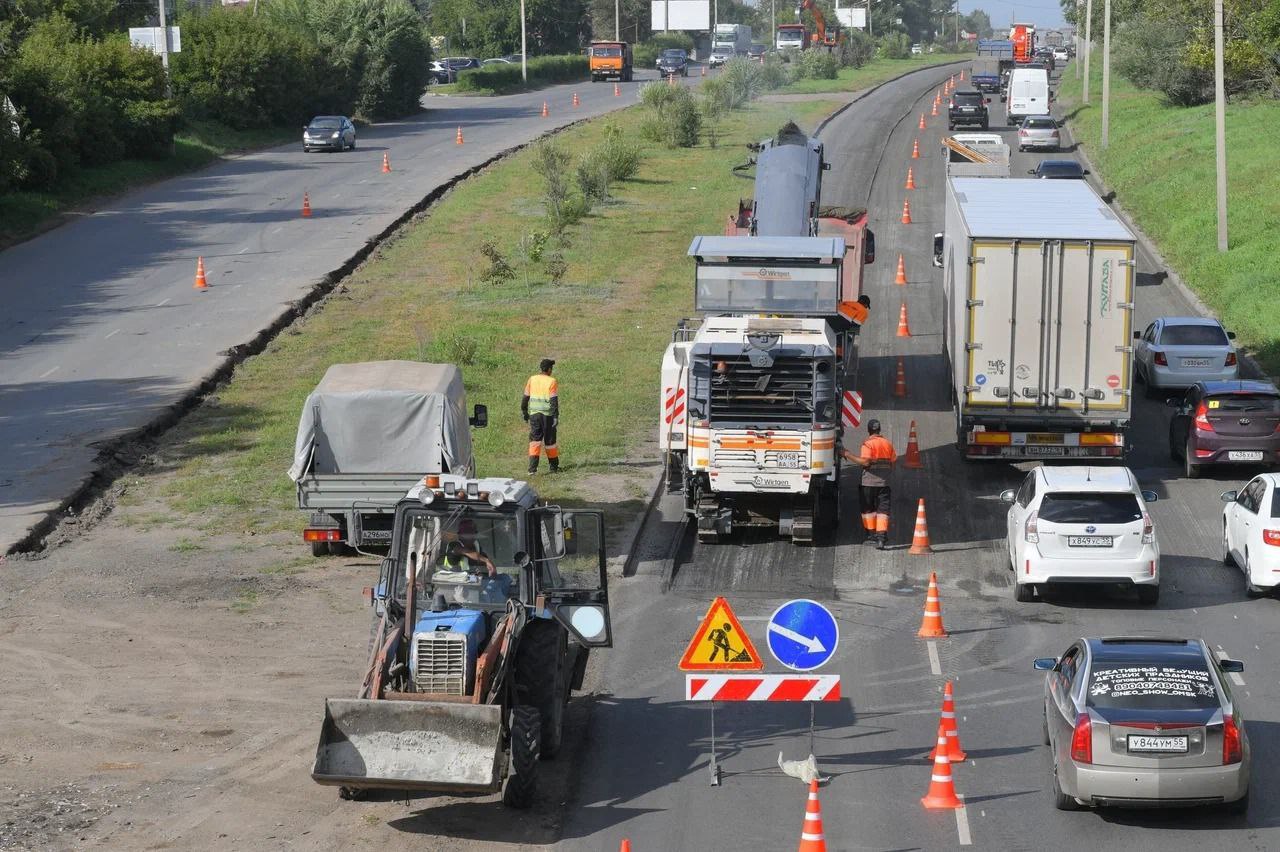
[1168,381,1280,478]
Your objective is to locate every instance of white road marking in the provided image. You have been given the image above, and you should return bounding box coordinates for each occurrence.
[104,329,121,339]
[927,640,941,675]
[237,247,249,255]
[332,193,342,200]
[38,366,59,379]
[155,297,170,307]
[272,227,283,234]
[1215,649,1245,686]
[955,794,972,845]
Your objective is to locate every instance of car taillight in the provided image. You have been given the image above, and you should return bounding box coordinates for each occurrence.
[1142,512,1154,544]
[1225,352,1237,366]
[1264,530,1280,546]
[1194,402,1215,432]
[1024,510,1039,544]
[1071,713,1092,763]
[1153,351,1168,366]
[1223,713,1243,765]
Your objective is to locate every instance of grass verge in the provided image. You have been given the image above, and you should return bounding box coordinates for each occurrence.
[1058,55,1280,373]
[779,53,966,95]
[0,119,297,247]
[126,93,841,538]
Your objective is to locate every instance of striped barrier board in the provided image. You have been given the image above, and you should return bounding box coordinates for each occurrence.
[663,386,686,426]
[840,390,862,429]
[685,674,841,702]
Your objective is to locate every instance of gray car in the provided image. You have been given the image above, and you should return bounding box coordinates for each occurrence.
[1135,316,1239,393]
[1034,637,1249,812]
[1017,114,1060,151]
[303,116,356,152]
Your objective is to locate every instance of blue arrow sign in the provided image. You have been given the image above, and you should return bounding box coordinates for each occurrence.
[767,599,839,672]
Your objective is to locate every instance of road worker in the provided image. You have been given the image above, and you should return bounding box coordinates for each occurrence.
[521,358,560,473]
[841,418,896,549]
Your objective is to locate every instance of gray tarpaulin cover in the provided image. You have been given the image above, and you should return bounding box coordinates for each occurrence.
[288,362,472,481]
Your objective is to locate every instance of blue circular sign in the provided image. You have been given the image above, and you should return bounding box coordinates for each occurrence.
[767,599,839,672]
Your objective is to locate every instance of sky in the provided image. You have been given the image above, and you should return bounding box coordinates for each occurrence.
[959,0,1068,29]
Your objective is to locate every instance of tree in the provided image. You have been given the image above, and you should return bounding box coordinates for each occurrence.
[429,0,587,57]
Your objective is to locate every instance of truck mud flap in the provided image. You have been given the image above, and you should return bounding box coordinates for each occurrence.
[313,699,503,793]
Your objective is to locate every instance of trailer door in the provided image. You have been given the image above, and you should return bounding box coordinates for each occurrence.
[1051,241,1133,411]
[966,240,1050,408]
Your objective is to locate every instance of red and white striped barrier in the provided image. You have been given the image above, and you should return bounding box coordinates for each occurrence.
[685,674,841,702]
[840,390,862,429]
[663,386,686,426]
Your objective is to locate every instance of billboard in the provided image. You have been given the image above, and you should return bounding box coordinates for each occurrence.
[128,26,181,54]
[651,1,711,31]
[836,8,866,30]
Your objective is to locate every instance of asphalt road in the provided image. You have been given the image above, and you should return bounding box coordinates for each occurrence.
[0,68,703,555]
[557,62,1280,851]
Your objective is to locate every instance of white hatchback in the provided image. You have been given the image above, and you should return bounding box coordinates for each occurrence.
[1221,473,1280,596]
[1001,466,1161,604]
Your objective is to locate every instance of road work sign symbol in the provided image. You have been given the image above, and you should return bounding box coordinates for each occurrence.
[679,597,764,671]
[767,599,839,671]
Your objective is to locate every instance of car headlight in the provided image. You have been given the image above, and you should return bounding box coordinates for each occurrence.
[331,132,340,139]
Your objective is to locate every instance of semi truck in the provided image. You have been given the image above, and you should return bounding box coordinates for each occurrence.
[939,178,1138,461]
[1010,22,1036,63]
[710,23,752,66]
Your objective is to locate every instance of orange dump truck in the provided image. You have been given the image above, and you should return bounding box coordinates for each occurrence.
[589,41,632,82]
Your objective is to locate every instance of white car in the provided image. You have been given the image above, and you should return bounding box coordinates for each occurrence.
[1001,466,1160,604]
[1052,48,1069,62]
[1221,473,1280,596]
[1134,316,1239,394]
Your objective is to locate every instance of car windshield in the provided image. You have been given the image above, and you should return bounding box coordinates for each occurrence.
[1038,492,1141,524]
[1024,117,1056,129]
[392,510,523,608]
[1086,662,1220,711]
[1206,392,1280,413]
[309,118,340,129]
[1160,324,1228,346]
[592,46,622,57]
[661,50,686,60]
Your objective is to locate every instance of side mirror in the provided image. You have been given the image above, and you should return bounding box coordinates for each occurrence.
[1221,490,1239,503]
[932,233,944,269]
[1220,659,1245,673]
[1083,169,1091,175]
[863,229,876,265]
[1133,331,1141,339]
[1165,397,1182,407]
[1227,331,1237,340]
[470,404,488,428]
[1027,168,1037,175]
[1033,658,1057,671]
[513,550,533,569]
[1141,490,1158,503]
[1000,489,1017,503]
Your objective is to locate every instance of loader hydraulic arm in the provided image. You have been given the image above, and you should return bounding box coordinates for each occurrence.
[797,0,827,47]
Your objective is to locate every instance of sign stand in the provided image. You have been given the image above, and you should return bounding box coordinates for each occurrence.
[708,703,721,786]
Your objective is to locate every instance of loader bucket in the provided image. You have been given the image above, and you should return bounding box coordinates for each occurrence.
[312,698,504,793]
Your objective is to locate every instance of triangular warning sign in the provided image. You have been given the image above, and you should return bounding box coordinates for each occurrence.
[678,597,763,671]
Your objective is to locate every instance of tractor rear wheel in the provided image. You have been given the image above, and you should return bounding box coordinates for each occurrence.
[515,620,568,759]
[502,706,541,808]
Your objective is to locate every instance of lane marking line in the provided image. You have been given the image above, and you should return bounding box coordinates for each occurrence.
[237,247,249,255]
[38,366,59,379]
[104,329,121,339]
[156,297,170,307]
[272,226,283,234]
[955,794,972,846]
[1215,649,1245,686]
[927,640,941,676]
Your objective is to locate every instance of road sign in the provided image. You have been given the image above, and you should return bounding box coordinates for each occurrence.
[685,674,841,701]
[767,599,839,672]
[679,597,763,671]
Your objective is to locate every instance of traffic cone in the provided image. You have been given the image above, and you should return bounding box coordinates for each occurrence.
[573,92,580,107]
[193,256,209,290]
[542,100,549,117]
[896,302,912,337]
[455,126,464,145]
[701,64,707,77]
[905,167,916,190]
[893,355,908,398]
[930,99,938,116]
[900,198,912,225]
[620,841,631,852]
[301,191,312,218]
[911,138,920,159]
[381,152,391,173]
[614,82,621,97]
[921,721,963,809]
[797,779,827,852]
[917,571,947,637]
[909,499,934,555]
[895,253,907,285]
[929,681,968,762]
[918,113,926,130]
[904,420,924,469]
[668,72,675,87]
[960,69,966,81]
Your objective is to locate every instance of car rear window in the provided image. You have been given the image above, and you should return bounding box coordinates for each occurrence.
[954,93,983,104]
[1206,393,1280,413]
[1038,492,1141,524]
[1024,117,1056,129]
[1039,163,1082,178]
[1086,663,1220,711]
[1159,324,1228,346]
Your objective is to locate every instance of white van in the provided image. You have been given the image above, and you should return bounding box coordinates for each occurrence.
[1006,67,1050,126]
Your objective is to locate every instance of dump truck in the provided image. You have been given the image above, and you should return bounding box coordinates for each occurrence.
[289,362,487,555]
[589,40,632,82]
[940,178,1138,460]
[660,124,875,544]
[312,473,611,806]
[1010,22,1036,63]
[776,22,808,52]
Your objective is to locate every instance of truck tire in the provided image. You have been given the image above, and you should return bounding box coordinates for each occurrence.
[312,541,330,557]
[515,620,568,759]
[502,706,540,808]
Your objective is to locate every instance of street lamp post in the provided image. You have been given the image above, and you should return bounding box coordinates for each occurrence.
[615,0,620,40]
[520,0,527,83]
[1101,0,1110,147]
[1083,0,1092,103]
[1213,0,1228,251]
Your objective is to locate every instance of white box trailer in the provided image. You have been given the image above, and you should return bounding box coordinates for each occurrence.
[941,178,1138,460]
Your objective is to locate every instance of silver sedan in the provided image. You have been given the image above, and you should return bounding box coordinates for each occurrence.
[303,116,356,153]
[1035,637,1249,812]
[1134,316,1239,393]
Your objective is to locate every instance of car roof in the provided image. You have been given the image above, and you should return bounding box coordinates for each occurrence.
[1021,114,1055,123]
[1085,637,1209,665]
[1158,316,1224,328]
[1038,160,1080,168]
[1197,379,1280,395]
[1037,465,1136,493]
[310,115,345,121]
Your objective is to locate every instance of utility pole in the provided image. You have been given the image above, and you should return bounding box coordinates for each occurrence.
[1075,0,1081,78]
[867,0,872,37]
[615,0,620,40]
[714,0,718,36]
[772,0,776,43]
[520,0,527,83]
[1213,0,1228,251]
[1082,0,1092,103]
[664,0,670,33]
[1101,0,1110,147]
[156,0,169,71]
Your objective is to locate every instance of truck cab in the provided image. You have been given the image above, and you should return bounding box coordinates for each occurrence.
[589,41,632,82]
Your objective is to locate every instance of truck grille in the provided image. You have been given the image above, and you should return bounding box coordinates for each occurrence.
[412,632,467,696]
[707,355,830,425]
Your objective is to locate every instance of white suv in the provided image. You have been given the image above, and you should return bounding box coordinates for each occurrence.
[1001,466,1161,605]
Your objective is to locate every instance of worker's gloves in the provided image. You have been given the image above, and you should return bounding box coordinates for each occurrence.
[523,413,530,423]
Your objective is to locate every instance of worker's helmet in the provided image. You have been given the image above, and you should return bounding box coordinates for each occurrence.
[867,418,882,434]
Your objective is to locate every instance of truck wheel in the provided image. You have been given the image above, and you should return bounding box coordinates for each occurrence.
[502,706,540,808]
[311,541,330,557]
[1137,585,1160,606]
[1185,440,1201,479]
[515,620,567,759]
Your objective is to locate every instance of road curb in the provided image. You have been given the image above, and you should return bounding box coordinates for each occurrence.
[813,59,968,137]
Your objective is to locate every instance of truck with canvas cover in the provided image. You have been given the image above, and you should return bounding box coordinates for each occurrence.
[289,362,487,555]
[939,178,1138,460]
[311,474,610,807]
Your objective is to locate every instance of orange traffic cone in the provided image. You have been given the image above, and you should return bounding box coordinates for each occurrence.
[918,113,926,130]
[620,841,631,852]
[895,253,907,285]
[960,69,965,81]
[893,356,908,398]
[797,779,827,852]
[896,302,912,337]
[904,420,924,469]
[614,82,621,97]
[917,571,947,637]
[929,681,968,762]
[905,167,916,191]
[901,198,912,225]
[542,100,549,117]
[921,721,963,809]
[572,92,580,107]
[930,99,938,116]
[909,499,934,555]
[193,256,209,290]
[455,126,464,145]
[911,138,920,159]
[381,152,391,173]
[701,64,707,77]
[301,191,312,218]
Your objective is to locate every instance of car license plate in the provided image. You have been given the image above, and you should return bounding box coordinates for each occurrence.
[1127,735,1188,753]
[1181,358,1212,368]
[361,529,393,541]
[774,452,804,469]
[1067,535,1113,547]
[1228,451,1264,461]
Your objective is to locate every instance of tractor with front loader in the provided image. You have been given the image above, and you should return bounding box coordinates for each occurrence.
[311,473,612,807]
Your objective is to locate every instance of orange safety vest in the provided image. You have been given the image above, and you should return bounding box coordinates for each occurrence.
[860,435,896,464]
[524,374,558,415]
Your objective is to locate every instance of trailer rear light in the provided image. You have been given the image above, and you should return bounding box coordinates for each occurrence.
[1194,402,1215,432]
[1154,351,1168,366]
[1142,512,1154,544]
[1071,713,1093,764]
[1223,713,1243,765]
[1264,530,1280,546]
[1024,510,1039,544]
[304,529,342,543]
[1225,352,1237,366]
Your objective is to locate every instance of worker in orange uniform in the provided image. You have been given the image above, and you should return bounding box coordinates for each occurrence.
[521,358,559,473]
[842,418,896,549]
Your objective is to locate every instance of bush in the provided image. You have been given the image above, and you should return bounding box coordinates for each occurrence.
[530,137,584,230]
[1114,16,1212,107]
[878,33,912,60]
[792,50,839,81]
[453,55,588,93]
[840,31,875,69]
[634,32,696,68]
[639,82,701,148]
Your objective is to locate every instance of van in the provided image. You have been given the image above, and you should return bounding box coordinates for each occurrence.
[1006,67,1050,126]
[589,41,632,82]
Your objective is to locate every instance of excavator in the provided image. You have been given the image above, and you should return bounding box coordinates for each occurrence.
[798,0,841,50]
